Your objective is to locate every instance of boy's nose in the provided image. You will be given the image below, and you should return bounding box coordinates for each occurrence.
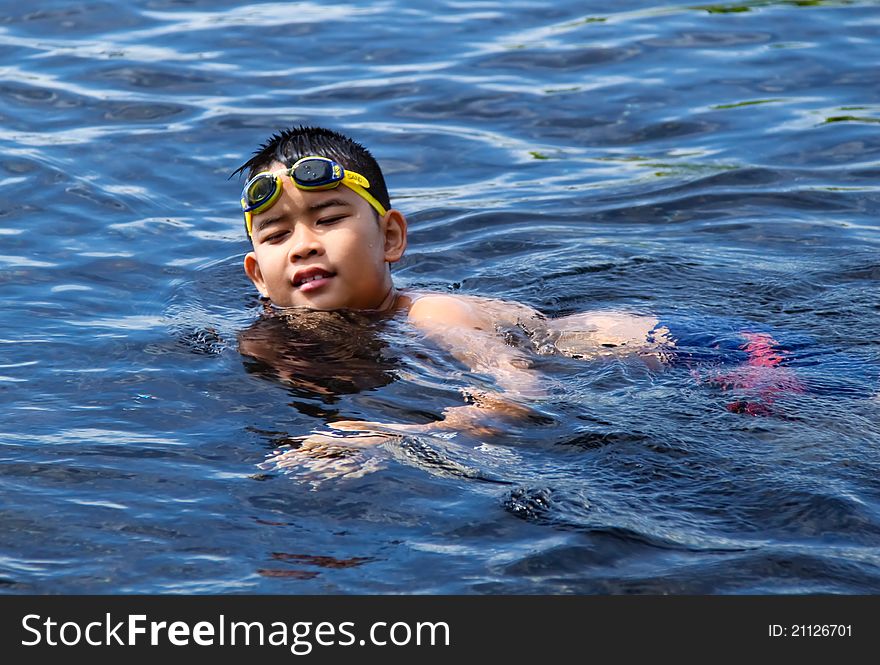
[289,226,324,260]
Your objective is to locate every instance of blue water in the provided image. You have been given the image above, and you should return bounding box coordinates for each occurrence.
[2,0,880,594]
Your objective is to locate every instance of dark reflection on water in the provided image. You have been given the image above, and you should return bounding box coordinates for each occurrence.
[1,0,879,594]
[238,306,400,402]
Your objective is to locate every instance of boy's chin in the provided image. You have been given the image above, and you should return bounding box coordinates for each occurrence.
[271,300,336,312]
[267,293,345,312]
[263,283,389,312]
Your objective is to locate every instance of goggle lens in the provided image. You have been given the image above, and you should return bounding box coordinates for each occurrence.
[244,173,280,211]
[292,158,338,187]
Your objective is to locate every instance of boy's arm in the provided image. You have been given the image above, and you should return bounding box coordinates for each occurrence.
[330,294,549,438]
[407,295,546,399]
[331,297,672,438]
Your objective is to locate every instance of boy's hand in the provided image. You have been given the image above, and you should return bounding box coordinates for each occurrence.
[328,419,425,436]
[329,392,538,440]
[260,430,392,484]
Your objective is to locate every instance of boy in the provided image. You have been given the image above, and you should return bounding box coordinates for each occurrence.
[234,126,797,476]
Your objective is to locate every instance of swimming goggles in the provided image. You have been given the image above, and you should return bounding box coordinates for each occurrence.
[241,156,387,237]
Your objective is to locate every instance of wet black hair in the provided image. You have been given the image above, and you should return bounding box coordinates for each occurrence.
[231,125,391,212]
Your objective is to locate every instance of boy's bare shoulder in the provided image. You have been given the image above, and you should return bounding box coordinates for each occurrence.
[405,293,492,330]
[403,292,541,331]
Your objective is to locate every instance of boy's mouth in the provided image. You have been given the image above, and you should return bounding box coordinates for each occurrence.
[292,267,336,292]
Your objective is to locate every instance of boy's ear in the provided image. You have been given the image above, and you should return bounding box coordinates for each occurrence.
[382,209,407,263]
[244,251,270,298]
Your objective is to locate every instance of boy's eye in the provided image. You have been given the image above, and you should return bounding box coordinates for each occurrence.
[262,230,289,243]
[316,215,346,226]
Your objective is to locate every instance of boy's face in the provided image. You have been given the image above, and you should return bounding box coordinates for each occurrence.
[243,161,406,310]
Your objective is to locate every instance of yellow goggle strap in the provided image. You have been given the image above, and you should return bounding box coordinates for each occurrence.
[243,202,253,238]
[343,179,388,219]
